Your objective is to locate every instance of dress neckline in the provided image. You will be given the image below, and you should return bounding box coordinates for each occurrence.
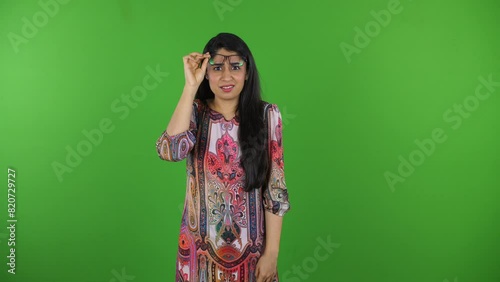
[205,100,239,123]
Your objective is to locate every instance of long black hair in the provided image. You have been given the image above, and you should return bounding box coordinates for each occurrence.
[195,33,269,192]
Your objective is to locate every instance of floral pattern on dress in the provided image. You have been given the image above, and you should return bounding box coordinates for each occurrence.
[156,99,290,282]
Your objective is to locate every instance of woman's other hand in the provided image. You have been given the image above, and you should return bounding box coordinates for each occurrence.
[255,252,278,282]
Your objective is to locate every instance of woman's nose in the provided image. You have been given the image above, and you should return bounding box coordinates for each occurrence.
[221,64,232,79]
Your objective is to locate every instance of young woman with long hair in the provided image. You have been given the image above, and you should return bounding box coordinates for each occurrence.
[156,32,291,282]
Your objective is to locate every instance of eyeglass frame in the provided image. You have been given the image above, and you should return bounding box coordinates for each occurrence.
[208,53,248,67]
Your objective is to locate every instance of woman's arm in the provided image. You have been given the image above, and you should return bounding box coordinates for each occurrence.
[263,211,283,257]
[166,85,197,136]
[166,51,210,136]
[256,104,291,281]
[156,52,210,162]
[156,87,198,162]
[256,211,283,282]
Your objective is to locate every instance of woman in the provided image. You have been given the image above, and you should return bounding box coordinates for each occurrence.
[156,32,291,282]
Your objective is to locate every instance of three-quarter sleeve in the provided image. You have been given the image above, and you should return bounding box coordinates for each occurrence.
[262,104,291,216]
[156,99,200,162]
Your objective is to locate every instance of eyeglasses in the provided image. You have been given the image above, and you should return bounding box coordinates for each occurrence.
[209,54,247,67]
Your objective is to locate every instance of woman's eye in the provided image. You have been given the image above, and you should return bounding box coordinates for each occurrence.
[213,66,222,71]
[231,66,241,70]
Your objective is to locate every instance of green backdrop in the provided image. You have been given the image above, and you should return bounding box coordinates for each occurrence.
[1,0,499,281]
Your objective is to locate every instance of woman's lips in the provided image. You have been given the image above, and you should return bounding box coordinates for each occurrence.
[220,85,234,92]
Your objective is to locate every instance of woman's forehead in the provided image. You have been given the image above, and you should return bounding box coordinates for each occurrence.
[213,48,238,56]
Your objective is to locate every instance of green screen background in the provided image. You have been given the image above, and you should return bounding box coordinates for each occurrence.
[1,0,499,281]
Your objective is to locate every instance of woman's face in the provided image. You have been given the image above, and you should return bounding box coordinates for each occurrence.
[206,48,248,100]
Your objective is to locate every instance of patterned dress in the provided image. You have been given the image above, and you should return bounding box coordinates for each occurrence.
[156,99,291,282]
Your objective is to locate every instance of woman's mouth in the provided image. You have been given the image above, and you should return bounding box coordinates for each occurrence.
[220,85,234,92]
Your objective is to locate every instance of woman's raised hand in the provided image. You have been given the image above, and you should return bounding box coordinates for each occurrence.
[183,52,211,89]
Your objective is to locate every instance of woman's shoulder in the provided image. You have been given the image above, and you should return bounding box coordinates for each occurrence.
[260,100,274,111]
[261,100,280,115]
[261,99,280,107]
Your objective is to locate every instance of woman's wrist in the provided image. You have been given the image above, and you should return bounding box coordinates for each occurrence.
[263,247,279,258]
[182,84,198,99]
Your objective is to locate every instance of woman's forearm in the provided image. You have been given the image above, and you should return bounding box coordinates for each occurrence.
[263,211,284,258]
[166,85,197,136]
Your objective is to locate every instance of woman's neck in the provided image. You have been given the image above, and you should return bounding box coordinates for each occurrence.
[208,98,239,118]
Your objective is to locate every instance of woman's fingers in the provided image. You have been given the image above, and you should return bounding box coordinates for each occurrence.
[256,272,272,282]
[200,55,210,72]
[183,53,201,62]
[184,53,209,69]
[194,53,210,66]
[182,52,211,87]
[190,52,205,60]
[186,52,203,58]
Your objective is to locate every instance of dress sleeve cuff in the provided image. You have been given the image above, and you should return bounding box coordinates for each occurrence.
[156,129,196,161]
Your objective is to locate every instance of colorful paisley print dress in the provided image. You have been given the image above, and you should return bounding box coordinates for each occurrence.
[156,99,291,282]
